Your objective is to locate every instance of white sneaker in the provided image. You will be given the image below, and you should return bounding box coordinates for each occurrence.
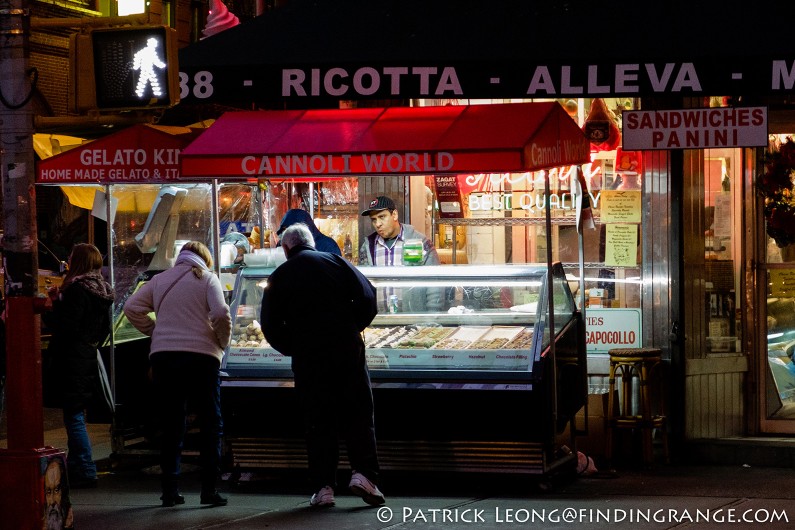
[309,486,335,507]
[348,472,386,506]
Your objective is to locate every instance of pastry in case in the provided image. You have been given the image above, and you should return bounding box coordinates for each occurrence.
[363,326,396,347]
[393,326,455,348]
[503,328,534,349]
[432,326,490,350]
[367,325,419,348]
[231,318,269,348]
[467,326,523,349]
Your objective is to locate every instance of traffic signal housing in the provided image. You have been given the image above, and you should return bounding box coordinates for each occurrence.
[70,25,179,113]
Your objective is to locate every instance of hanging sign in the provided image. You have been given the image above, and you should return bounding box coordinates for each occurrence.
[585,309,642,353]
[622,106,768,150]
[433,175,464,218]
[36,125,194,184]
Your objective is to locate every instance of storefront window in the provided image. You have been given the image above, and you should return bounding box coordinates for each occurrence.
[110,183,214,304]
[429,161,642,355]
[764,134,795,418]
[261,178,360,259]
[422,98,644,356]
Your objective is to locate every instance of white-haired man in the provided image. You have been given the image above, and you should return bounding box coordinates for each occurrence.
[260,223,385,508]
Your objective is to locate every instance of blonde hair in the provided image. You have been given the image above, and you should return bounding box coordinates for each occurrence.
[181,241,213,278]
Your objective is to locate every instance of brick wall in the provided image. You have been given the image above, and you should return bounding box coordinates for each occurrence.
[30,2,102,116]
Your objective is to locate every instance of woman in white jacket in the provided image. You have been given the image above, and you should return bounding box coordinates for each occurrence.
[124,241,231,507]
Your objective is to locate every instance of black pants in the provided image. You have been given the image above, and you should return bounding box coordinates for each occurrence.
[151,351,223,495]
[292,339,380,491]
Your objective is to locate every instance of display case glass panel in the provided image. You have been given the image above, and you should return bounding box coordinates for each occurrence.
[224,263,577,379]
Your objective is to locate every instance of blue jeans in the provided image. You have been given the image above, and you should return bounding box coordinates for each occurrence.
[63,407,97,480]
[150,351,223,495]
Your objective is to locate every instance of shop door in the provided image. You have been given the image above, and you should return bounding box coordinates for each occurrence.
[682,147,749,440]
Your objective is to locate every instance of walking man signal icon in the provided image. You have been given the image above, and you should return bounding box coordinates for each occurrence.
[133,37,166,98]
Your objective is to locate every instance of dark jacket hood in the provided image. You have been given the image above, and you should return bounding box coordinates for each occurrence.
[277,209,342,256]
[277,209,322,238]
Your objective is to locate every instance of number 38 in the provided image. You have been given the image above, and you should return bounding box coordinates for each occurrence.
[179,71,214,100]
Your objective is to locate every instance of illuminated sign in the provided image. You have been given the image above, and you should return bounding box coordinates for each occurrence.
[91,26,179,110]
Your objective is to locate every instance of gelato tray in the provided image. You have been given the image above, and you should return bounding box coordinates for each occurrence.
[467,326,524,349]
[432,326,491,350]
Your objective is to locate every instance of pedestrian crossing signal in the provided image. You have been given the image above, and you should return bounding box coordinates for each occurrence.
[70,25,180,112]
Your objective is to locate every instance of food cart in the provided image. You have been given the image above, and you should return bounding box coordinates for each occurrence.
[35,124,265,453]
[179,102,591,480]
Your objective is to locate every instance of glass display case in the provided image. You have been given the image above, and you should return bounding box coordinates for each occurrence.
[223,263,579,384]
[220,261,585,477]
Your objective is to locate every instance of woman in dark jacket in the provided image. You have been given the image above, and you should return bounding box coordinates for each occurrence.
[43,243,114,488]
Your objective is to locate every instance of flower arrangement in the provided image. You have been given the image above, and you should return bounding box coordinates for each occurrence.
[759,138,795,248]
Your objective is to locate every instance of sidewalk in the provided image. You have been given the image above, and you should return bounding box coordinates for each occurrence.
[4,416,795,529]
[0,416,113,466]
[68,463,795,529]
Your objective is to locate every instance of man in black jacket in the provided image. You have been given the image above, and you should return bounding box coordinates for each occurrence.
[260,223,385,508]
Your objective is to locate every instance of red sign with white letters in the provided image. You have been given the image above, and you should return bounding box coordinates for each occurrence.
[36,124,198,184]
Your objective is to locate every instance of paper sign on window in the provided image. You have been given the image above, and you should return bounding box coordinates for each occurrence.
[770,269,795,298]
[600,190,642,223]
[605,224,638,267]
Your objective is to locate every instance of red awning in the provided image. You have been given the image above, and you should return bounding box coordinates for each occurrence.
[180,102,590,179]
[37,124,201,184]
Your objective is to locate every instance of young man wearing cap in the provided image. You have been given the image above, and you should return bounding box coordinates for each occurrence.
[359,196,442,312]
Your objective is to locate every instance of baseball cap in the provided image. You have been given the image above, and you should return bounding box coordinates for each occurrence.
[361,196,396,216]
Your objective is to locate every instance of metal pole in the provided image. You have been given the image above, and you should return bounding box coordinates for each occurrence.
[105,185,115,397]
[212,180,221,276]
[544,170,558,430]
[1,0,43,450]
[0,1,61,527]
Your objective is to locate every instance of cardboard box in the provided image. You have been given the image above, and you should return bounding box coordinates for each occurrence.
[557,393,611,458]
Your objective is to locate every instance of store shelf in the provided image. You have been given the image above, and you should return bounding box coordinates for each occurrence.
[438,216,602,226]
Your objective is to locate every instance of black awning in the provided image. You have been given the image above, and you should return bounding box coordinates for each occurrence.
[178,0,795,106]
